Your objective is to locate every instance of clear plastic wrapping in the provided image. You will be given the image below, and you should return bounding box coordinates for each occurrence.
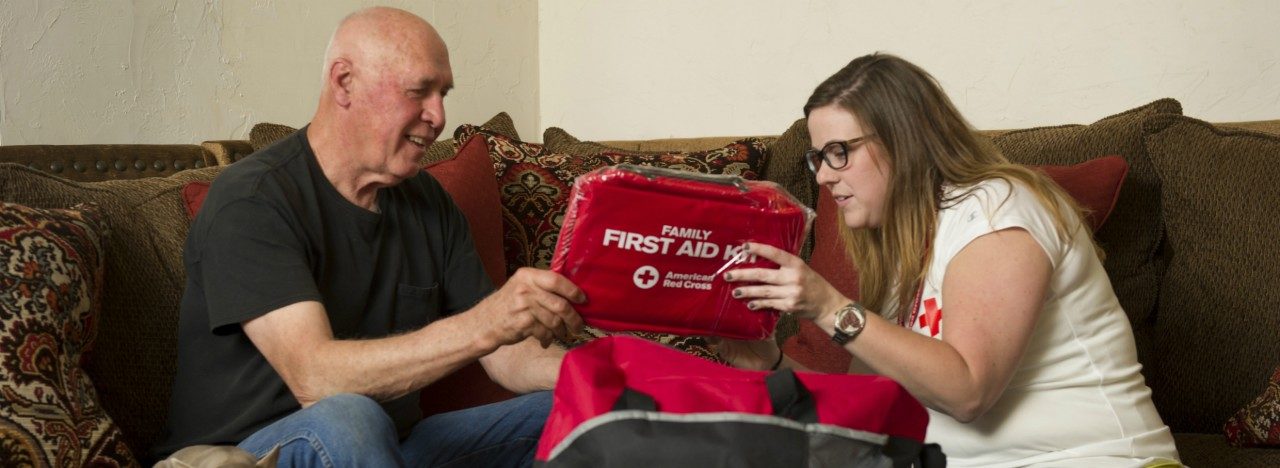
[550,164,816,340]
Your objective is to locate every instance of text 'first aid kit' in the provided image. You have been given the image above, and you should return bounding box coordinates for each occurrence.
[550,164,814,340]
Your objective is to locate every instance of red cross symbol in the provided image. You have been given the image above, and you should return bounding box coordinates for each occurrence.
[918,298,942,337]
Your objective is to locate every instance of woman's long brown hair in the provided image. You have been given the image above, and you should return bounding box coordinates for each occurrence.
[804,53,1097,319]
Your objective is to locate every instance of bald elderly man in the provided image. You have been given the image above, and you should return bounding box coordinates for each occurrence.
[156,7,583,466]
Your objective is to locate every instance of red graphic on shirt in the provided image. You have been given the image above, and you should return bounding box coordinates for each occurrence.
[918,298,942,337]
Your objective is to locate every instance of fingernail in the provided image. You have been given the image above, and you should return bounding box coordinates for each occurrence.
[723,273,734,281]
[732,289,742,298]
[747,302,758,310]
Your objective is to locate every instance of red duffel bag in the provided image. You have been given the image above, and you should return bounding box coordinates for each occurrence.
[550,164,814,340]
[535,336,944,467]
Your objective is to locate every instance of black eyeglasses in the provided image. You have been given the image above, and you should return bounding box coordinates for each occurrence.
[804,134,876,174]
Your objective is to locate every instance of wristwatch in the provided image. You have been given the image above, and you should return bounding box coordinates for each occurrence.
[830,301,867,345]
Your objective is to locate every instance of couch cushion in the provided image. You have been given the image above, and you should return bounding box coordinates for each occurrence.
[1220,120,1280,135]
[0,163,223,457]
[1145,114,1280,434]
[759,118,818,255]
[1224,365,1280,447]
[247,123,297,153]
[1174,433,1280,467]
[0,202,137,466]
[992,98,1182,369]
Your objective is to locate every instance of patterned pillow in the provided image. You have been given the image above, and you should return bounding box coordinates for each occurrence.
[467,125,769,362]
[1224,366,1280,447]
[0,202,137,467]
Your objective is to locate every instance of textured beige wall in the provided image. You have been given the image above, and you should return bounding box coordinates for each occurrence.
[0,0,538,145]
[5,1,1277,145]
[538,0,1280,140]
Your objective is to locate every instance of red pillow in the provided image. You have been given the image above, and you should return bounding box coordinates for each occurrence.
[420,135,517,414]
[423,134,508,287]
[790,156,1129,372]
[181,181,211,220]
[1036,155,1128,231]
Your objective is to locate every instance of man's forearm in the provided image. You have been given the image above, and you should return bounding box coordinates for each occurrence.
[247,301,500,407]
[480,338,566,393]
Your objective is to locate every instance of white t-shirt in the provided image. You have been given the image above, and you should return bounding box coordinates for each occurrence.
[905,179,1179,467]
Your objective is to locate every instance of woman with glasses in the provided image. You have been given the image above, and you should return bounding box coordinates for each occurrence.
[717,53,1180,467]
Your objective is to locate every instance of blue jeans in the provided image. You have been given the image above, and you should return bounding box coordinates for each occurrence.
[237,392,551,467]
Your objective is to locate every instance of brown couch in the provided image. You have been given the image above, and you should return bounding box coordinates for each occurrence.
[1,99,1278,466]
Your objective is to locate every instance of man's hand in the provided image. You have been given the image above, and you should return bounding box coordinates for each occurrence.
[472,267,586,349]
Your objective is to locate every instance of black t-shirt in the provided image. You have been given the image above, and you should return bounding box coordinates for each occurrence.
[155,127,493,457]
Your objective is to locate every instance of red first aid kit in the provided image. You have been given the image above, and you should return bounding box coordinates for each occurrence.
[535,337,943,467]
[550,164,814,340]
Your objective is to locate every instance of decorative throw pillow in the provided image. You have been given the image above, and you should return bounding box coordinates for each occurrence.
[0,164,222,456]
[1144,114,1280,433]
[469,125,769,362]
[422,135,508,288]
[1224,366,1280,447]
[1034,155,1129,232]
[0,202,137,467]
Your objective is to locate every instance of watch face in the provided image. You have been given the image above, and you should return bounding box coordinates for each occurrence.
[837,305,863,333]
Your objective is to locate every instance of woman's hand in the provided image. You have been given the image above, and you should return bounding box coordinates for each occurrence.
[723,242,848,321]
[708,336,782,371]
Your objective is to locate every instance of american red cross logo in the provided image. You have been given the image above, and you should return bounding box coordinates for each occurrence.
[632,265,659,289]
[918,298,942,337]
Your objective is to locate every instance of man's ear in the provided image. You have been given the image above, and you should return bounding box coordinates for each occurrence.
[329,59,354,108]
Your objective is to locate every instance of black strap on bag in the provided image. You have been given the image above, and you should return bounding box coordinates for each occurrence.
[611,387,659,412]
[765,368,819,422]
